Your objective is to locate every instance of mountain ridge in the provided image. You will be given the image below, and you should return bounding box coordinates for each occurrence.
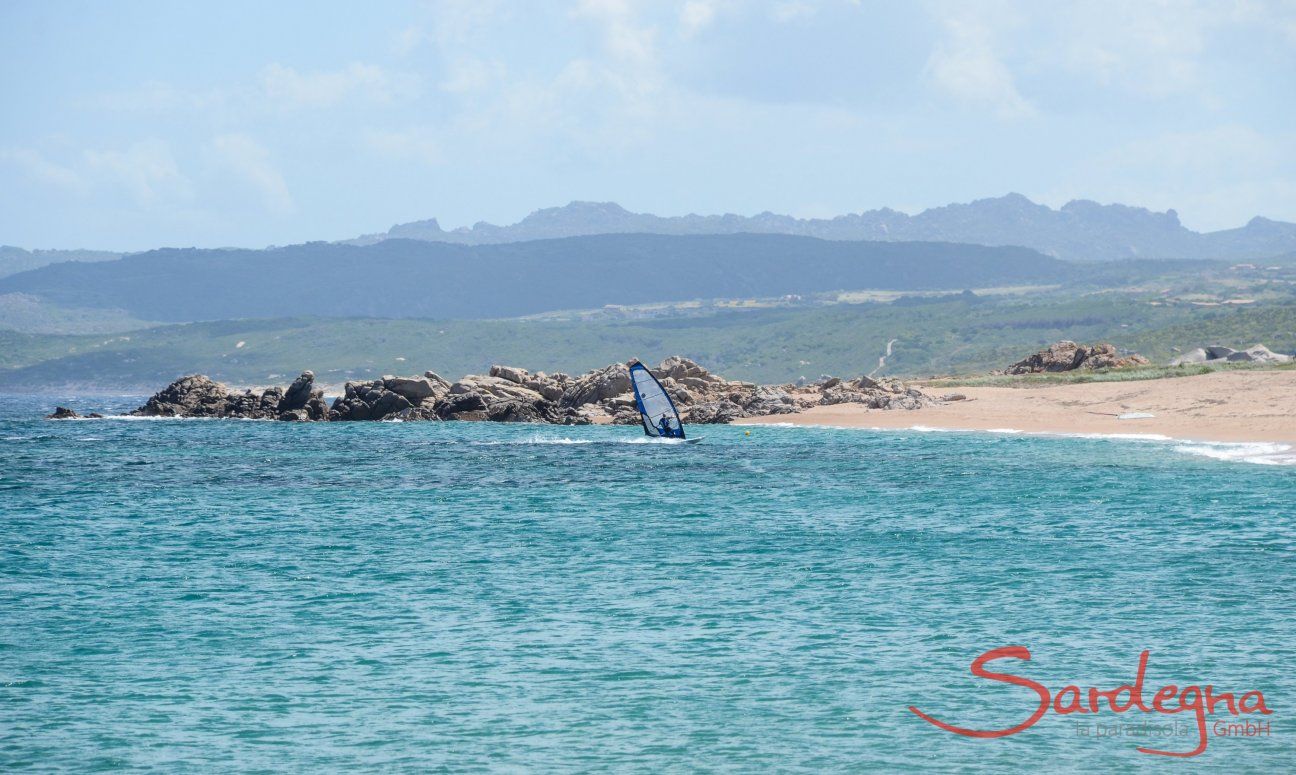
[0,233,1071,323]
[0,245,121,280]
[351,193,1296,262]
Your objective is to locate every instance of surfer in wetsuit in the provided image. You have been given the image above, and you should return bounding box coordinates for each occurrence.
[658,414,675,438]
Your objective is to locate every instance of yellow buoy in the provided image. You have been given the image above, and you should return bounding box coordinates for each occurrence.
[745,430,751,436]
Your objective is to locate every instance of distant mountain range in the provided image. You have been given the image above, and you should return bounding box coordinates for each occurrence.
[353,194,1296,262]
[0,245,120,279]
[5,196,1294,279]
[0,234,1070,322]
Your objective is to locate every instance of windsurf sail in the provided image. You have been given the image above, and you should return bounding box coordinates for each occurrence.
[628,360,685,439]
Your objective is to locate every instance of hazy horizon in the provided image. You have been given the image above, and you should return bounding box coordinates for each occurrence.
[6,191,1281,254]
[3,1,1295,251]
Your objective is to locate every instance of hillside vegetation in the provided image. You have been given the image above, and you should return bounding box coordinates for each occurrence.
[0,246,120,279]
[3,294,1292,390]
[0,234,1070,322]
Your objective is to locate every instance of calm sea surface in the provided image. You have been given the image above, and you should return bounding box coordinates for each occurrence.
[2,395,1294,772]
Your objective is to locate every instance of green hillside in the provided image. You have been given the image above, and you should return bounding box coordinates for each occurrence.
[3,294,1292,390]
[0,234,1069,322]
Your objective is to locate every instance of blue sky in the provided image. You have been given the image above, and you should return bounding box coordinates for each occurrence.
[1,0,1294,251]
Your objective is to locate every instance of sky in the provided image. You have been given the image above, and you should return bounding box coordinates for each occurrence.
[1,0,1294,251]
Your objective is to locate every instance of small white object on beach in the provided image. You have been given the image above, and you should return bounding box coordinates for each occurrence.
[1117,412,1156,420]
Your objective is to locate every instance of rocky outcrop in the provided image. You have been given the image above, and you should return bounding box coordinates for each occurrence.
[119,357,938,425]
[573,359,935,424]
[1225,345,1290,364]
[684,400,746,424]
[1000,341,1150,375]
[132,375,237,417]
[131,371,329,421]
[281,371,315,410]
[322,370,589,424]
[386,371,451,402]
[435,390,487,419]
[560,364,630,408]
[45,406,103,420]
[329,372,458,421]
[814,375,934,410]
[1170,344,1292,366]
[329,378,413,421]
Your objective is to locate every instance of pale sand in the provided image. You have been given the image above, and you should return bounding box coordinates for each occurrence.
[737,370,1296,445]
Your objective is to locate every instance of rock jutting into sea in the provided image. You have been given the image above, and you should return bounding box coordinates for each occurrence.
[44,407,103,420]
[128,371,331,421]
[52,357,939,423]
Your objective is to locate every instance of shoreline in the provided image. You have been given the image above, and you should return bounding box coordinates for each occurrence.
[737,370,1296,447]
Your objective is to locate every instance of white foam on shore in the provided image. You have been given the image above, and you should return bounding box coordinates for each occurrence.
[744,422,1295,467]
[1173,441,1296,467]
[909,427,1295,466]
[1047,431,1174,442]
[907,425,1174,443]
[747,421,891,431]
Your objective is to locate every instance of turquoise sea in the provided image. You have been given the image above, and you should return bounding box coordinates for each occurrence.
[2,394,1293,771]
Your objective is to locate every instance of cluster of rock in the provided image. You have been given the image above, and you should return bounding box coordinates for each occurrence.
[44,407,103,420]
[127,372,331,421]
[328,367,589,424]
[1169,344,1292,366]
[596,358,934,425]
[48,357,939,423]
[998,341,1150,375]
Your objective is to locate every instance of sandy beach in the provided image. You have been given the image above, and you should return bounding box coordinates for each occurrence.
[738,370,1296,445]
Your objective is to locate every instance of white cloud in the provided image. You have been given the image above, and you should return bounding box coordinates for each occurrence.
[18,0,1293,247]
[770,1,815,23]
[1054,124,1296,231]
[924,8,1034,118]
[572,0,659,70]
[567,0,667,121]
[211,134,293,214]
[89,63,418,117]
[391,0,509,54]
[939,1,1296,101]
[392,25,429,56]
[680,0,719,36]
[1,148,88,194]
[5,140,193,207]
[87,81,227,113]
[1047,2,1217,97]
[83,139,188,205]
[439,56,508,93]
[260,62,414,108]
[430,0,507,45]
[362,127,444,167]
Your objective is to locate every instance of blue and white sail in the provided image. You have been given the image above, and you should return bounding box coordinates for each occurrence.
[629,361,685,439]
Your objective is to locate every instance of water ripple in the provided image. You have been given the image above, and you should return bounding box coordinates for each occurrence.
[1,395,1292,771]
